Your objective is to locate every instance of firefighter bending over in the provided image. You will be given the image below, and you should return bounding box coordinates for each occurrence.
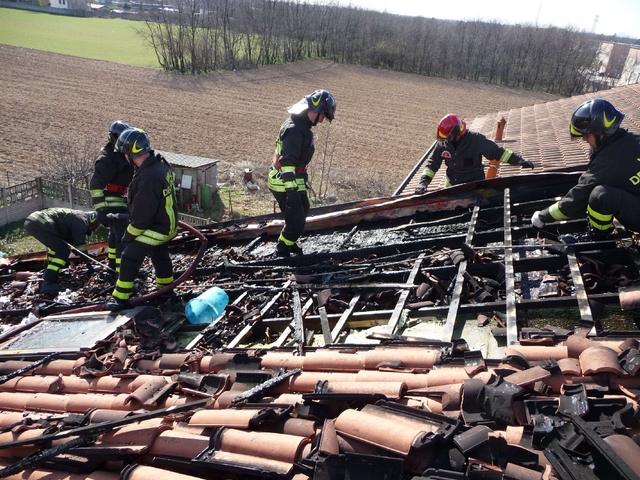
[532,98,640,239]
[24,208,100,295]
[415,113,534,194]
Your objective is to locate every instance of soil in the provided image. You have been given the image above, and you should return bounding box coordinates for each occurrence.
[0,44,560,200]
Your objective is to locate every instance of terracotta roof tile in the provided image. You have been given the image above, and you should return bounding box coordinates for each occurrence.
[410,83,640,194]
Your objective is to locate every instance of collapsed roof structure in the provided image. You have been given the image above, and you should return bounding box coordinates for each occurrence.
[0,85,639,479]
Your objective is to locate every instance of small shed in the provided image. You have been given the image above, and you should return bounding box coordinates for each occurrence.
[157,150,219,212]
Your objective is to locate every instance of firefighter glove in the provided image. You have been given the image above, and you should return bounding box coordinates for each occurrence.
[121,234,133,251]
[531,211,545,228]
[97,210,109,227]
[414,177,431,195]
[520,159,535,169]
[286,190,302,208]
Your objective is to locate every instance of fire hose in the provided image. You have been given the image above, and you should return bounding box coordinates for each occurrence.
[64,218,208,314]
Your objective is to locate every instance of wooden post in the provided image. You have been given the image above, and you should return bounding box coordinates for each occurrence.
[1,187,8,226]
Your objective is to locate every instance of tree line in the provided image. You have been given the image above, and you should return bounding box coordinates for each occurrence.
[139,0,622,95]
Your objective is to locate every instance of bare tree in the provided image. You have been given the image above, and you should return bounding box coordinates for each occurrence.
[139,0,603,96]
[40,137,99,189]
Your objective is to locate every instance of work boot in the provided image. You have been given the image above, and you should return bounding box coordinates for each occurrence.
[559,226,614,244]
[40,280,63,295]
[105,296,133,312]
[290,243,304,255]
[98,270,116,284]
[276,241,290,257]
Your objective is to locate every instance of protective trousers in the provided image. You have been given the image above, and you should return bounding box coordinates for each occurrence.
[112,241,174,301]
[272,190,310,243]
[23,219,70,283]
[107,216,128,273]
[588,185,640,233]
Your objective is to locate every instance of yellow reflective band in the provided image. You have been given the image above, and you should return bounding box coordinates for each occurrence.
[127,224,144,236]
[424,168,436,179]
[156,276,174,286]
[132,139,143,154]
[570,124,584,137]
[499,150,513,163]
[113,290,131,300]
[589,220,613,230]
[587,205,613,222]
[279,233,295,246]
[548,202,570,221]
[115,279,134,289]
[603,112,617,129]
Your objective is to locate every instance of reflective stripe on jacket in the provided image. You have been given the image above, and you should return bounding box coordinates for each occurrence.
[89,144,134,213]
[268,114,314,193]
[124,153,178,247]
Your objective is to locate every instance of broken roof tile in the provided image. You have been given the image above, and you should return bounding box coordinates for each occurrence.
[579,346,624,376]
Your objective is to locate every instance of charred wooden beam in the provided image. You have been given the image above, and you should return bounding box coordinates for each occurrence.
[442,204,481,342]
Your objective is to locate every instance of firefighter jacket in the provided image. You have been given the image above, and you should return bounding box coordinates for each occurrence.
[539,129,640,223]
[123,152,178,247]
[26,208,92,252]
[421,131,526,185]
[268,114,315,193]
[90,143,134,213]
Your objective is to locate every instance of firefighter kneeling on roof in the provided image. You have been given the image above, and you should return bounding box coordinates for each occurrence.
[532,98,640,240]
[268,89,336,257]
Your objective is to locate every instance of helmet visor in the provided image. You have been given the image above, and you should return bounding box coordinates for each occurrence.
[324,96,336,121]
[570,103,592,138]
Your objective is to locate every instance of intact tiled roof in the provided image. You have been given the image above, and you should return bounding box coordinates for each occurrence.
[156,150,219,169]
[403,83,640,194]
[469,83,640,172]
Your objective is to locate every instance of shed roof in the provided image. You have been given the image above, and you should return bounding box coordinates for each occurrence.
[156,150,219,169]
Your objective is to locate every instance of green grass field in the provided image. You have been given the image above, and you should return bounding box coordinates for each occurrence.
[0,8,158,67]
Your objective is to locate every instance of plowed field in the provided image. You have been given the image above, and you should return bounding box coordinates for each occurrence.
[0,44,559,195]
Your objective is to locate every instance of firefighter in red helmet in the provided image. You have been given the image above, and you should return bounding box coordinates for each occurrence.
[414,113,534,194]
[89,120,134,280]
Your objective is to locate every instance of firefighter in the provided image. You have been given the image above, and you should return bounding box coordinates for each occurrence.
[89,120,134,279]
[268,89,336,257]
[106,128,179,311]
[532,98,640,238]
[24,208,100,294]
[414,113,534,194]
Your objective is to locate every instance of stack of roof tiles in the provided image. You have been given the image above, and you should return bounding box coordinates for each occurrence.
[1,333,640,479]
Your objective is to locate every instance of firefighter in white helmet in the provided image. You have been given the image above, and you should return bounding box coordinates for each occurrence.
[268,90,336,257]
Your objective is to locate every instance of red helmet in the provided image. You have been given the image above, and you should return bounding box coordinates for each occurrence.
[437,114,466,142]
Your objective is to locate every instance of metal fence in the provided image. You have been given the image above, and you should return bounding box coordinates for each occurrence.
[0,178,210,227]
